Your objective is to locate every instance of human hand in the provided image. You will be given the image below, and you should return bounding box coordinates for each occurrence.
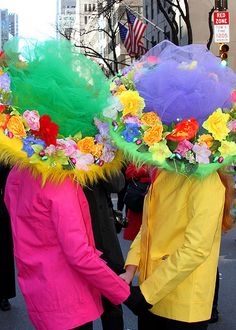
[119,265,137,284]
[124,285,152,315]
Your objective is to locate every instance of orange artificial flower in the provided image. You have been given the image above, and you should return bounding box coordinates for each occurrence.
[7,116,27,138]
[166,118,199,142]
[77,137,95,154]
[141,112,161,127]
[144,124,163,146]
[92,143,104,158]
[198,134,214,148]
[0,113,10,129]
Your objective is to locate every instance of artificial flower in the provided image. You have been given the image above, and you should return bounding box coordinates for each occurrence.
[103,97,123,120]
[77,137,95,154]
[174,140,193,157]
[167,118,199,142]
[7,116,27,138]
[23,110,40,131]
[0,113,10,129]
[73,150,94,171]
[119,90,145,117]
[231,90,236,103]
[22,136,46,157]
[32,115,59,146]
[192,143,211,164]
[198,134,214,148]
[0,72,11,92]
[100,146,116,163]
[44,144,57,156]
[218,141,236,158]
[141,112,161,127]
[114,84,127,96]
[56,139,77,156]
[228,120,236,133]
[143,124,163,146]
[122,123,140,142]
[123,115,142,126]
[202,108,230,141]
[149,140,172,163]
[0,104,6,113]
[92,143,104,158]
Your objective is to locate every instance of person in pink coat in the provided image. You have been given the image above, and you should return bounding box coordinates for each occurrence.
[1,39,130,330]
[4,168,130,330]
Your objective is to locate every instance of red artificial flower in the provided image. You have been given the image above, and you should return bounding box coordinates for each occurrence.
[0,104,7,113]
[166,118,199,142]
[32,115,59,146]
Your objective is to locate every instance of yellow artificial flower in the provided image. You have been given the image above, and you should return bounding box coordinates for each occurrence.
[218,141,236,158]
[0,68,4,76]
[114,85,127,96]
[198,134,214,148]
[119,90,145,117]
[149,140,172,163]
[202,108,230,141]
[110,82,116,91]
[141,112,161,127]
[7,116,27,138]
[77,137,95,154]
[143,124,163,146]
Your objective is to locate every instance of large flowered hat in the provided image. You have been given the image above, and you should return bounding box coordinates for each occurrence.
[104,40,236,177]
[0,38,121,185]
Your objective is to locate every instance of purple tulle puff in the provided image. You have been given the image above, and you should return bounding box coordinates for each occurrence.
[134,41,236,125]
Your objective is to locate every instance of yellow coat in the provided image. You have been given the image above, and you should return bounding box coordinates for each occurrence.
[125,170,225,322]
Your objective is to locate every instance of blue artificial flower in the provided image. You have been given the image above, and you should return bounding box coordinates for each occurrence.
[122,123,140,143]
[22,136,46,157]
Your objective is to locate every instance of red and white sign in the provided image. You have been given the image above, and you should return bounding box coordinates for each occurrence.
[214,11,229,25]
[214,11,230,43]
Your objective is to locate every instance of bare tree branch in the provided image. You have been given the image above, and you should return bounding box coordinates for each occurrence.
[207,7,215,50]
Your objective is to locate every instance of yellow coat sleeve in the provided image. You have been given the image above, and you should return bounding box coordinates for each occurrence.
[140,173,225,305]
[125,227,142,267]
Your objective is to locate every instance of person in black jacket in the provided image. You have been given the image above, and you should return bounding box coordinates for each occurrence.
[0,165,16,311]
[83,172,126,330]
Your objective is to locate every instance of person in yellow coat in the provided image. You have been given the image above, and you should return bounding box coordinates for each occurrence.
[103,41,236,330]
[121,170,234,329]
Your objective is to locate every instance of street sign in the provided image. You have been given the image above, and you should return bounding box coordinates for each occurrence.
[214,11,230,43]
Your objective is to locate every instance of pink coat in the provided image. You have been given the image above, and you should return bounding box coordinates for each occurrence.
[4,167,130,330]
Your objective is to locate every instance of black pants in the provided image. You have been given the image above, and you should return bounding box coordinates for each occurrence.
[138,311,208,330]
[101,297,124,330]
[72,322,93,330]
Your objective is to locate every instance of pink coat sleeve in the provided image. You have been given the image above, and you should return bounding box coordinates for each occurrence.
[48,180,130,305]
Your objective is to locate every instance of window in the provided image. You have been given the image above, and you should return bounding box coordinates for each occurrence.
[157,31,161,43]
[84,4,87,11]
[151,36,156,46]
[151,0,154,20]
[93,4,96,11]
[84,16,87,24]
[89,4,91,11]
[145,5,148,19]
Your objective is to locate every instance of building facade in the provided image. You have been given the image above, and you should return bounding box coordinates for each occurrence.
[0,9,18,50]
[143,0,236,70]
[57,0,77,39]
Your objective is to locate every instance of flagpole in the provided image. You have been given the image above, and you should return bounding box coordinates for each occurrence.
[124,4,165,34]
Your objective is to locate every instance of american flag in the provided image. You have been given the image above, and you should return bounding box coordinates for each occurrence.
[118,21,146,57]
[126,9,147,56]
[118,22,132,55]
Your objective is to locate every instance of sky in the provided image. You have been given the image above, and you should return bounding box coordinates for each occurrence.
[0,0,57,40]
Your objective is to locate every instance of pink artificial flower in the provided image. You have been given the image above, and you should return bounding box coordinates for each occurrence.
[56,139,77,156]
[123,115,142,126]
[73,150,94,171]
[100,146,115,163]
[23,110,40,131]
[192,143,211,164]
[174,140,193,157]
[228,120,236,133]
[45,144,57,156]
